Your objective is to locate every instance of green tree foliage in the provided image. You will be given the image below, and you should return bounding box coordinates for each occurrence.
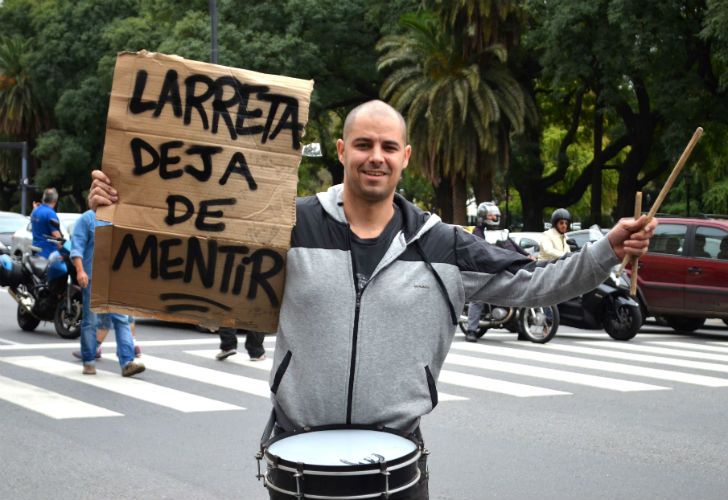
[0,0,417,208]
[377,10,531,223]
[517,0,728,228]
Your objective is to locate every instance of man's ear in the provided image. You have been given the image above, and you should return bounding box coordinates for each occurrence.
[402,144,412,169]
[336,138,345,163]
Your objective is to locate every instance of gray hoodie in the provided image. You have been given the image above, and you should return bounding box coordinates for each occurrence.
[270,185,618,432]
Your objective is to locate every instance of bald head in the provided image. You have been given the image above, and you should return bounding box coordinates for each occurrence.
[343,100,407,143]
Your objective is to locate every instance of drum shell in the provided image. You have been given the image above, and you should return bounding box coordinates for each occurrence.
[263,426,421,499]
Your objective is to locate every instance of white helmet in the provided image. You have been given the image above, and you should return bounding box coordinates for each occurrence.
[476,201,501,230]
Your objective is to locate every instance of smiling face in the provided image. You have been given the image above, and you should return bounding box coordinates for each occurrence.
[337,103,411,205]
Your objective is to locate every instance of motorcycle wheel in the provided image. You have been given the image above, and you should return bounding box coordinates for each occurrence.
[17,305,40,332]
[54,296,82,339]
[663,315,705,333]
[603,301,643,341]
[458,305,488,338]
[516,306,559,343]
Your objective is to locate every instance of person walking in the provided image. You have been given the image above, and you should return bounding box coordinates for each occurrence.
[88,100,656,498]
[71,208,145,377]
[215,327,266,361]
[72,315,141,360]
[30,188,62,258]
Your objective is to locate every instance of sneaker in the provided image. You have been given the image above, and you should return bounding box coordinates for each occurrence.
[82,364,96,375]
[122,361,145,377]
[465,331,478,343]
[73,345,102,360]
[134,344,142,358]
[215,349,237,361]
[249,353,266,361]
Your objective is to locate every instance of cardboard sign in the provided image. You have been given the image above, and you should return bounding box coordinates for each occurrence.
[92,51,313,332]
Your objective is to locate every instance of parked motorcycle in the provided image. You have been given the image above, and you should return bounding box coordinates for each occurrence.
[458,302,560,343]
[558,227,643,341]
[0,236,82,339]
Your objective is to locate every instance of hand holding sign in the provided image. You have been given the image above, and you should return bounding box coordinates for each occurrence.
[91,52,314,332]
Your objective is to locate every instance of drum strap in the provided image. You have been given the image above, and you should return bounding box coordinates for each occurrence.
[256,410,277,482]
[259,409,276,450]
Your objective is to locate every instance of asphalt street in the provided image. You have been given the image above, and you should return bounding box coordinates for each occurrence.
[1,289,727,500]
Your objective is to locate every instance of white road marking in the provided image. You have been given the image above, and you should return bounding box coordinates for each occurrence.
[579,341,728,363]
[648,341,728,354]
[128,354,270,398]
[186,349,273,371]
[0,338,20,345]
[0,374,121,419]
[451,343,728,387]
[445,353,668,392]
[0,338,221,351]
[518,342,728,373]
[0,356,243,412]
[0,337,279,352]
[438,369,570,397]
[186,350,468,401]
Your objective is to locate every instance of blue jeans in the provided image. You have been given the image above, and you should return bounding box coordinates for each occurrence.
[467,302,484,333]
[79,283,135,368]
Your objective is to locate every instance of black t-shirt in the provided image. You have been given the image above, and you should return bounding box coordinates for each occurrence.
[349,205,403,292]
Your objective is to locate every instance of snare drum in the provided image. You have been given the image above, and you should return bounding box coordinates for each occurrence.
[260,425,422,499]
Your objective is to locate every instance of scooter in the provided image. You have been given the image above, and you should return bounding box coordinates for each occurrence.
[0,236,82,339]
[558,229,643,341]
[458,302,560,343]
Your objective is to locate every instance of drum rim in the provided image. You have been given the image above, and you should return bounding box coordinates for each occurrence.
[264,468,422,500]
[263,424,421,474]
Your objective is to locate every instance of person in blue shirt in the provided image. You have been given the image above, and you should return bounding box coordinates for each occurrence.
[70,209,145,377]
[30,188,62,258]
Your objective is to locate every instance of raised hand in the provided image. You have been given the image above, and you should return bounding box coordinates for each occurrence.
[606,215,658,260]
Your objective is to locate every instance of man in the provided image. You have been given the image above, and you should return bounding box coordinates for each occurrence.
[31,188,62,258]
[215,327,266,362]
[89,100,655,498]
[71,208,145,377]
[539,208,572,260]
[465,201,533,342]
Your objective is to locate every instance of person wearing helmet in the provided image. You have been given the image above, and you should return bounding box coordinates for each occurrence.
[539,208,572,260]
[466,201,533,342]
[473,201,501,238]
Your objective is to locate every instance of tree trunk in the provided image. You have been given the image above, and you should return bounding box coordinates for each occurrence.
[434,176,453,222]
[451,174,467,225]
[590,109,603,227]
[473,167,493,206]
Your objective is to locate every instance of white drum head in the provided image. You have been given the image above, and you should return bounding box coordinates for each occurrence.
[267,429,416,466]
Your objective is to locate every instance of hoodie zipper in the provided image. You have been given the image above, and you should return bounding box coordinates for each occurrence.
[346,226,361,424]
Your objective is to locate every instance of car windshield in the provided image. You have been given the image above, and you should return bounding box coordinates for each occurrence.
[0,213,28,233]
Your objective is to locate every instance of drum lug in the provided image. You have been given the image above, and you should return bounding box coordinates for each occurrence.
[379,456,391,499]
[294,462,305,499]
[255,451,264,481]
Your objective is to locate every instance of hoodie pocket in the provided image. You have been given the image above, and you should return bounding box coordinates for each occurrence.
[271,350,292,394]
[425,365,438,409]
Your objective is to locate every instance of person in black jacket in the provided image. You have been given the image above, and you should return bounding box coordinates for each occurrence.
[465,202,533,342]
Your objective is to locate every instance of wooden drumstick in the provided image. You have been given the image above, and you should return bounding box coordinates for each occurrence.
[617,126,704,276]
[628,192,642,297]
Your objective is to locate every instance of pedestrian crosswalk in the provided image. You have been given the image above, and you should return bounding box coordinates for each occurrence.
[1,334,728,420]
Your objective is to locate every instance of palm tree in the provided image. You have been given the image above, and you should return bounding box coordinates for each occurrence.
[377,12,529,223]
[429,0,533,209]
[0,37,49,138]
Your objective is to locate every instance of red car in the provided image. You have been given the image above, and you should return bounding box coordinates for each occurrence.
[631,216,728,331]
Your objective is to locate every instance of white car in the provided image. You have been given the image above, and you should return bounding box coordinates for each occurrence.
[484,230,545,256]
[11,212,82,258]
[0,211,30,249]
